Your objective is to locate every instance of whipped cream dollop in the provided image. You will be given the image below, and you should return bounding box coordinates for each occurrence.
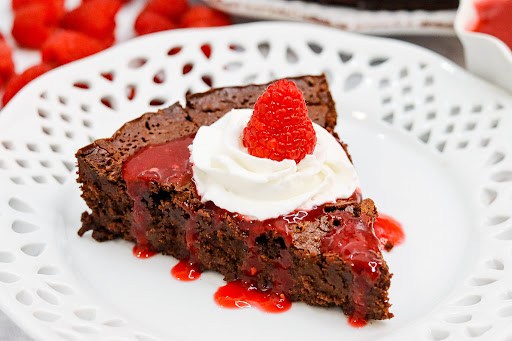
[190,109,359,221]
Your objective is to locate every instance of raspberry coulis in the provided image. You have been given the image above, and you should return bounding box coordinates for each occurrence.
[320,210,382,326]
[171,259,201,281]
[374,214,405,251]
[132,244,158,259]
[122,134,403,323]
[214,280,292,313]
[123,135,195,248]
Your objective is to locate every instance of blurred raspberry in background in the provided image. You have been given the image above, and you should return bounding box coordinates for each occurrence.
[0,0,233,107]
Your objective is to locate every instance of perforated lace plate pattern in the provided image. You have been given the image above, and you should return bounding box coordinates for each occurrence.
[0,23,511,341]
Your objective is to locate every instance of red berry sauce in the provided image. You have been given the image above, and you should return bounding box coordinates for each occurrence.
[374,214,405,251]
[132,244,158,259]
[123,135,195,249]
[320,210,382,325]
[122,135,400,326]
[200,191,362,296]
[348,316,368,328]
[214,280,291,313]
[171,259,201,281]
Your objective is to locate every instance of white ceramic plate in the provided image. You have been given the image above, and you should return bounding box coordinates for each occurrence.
[203,0,457,35]
[1,23,512,341]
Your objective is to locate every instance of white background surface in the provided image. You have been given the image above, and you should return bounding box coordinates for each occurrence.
[0,0,476,340]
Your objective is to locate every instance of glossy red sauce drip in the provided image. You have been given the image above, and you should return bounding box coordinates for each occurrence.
[132,244,158,259]
[123,135,195,250]
[467,0,512,50]
[348,316,368,328]
[171,259,201,281]
[123,135,195,189]
[321,211,382,279]
[214,280,292,313]
[320,211,382,324]
[374,214,405,251]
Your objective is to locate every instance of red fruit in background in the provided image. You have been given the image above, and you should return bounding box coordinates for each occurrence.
[12,4,59,48]
[60,0,122,44]
[41,30,106,66]
[0,39,15,83]
[144,0,188,21]
[242,79,317,163]
[11,0,64,18]
[201,44,211,58]
[11,0,63,10]
[83,0,131,3]
[2,63,53,106]
[182,5,232,28]
[134,11,177,36]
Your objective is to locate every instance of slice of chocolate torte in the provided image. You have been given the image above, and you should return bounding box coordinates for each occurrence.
[76,75,393,324]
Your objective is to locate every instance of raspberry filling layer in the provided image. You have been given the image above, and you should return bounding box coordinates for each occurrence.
[122,135,395,323]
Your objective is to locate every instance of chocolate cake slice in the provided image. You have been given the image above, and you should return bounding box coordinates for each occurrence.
[77,75,392,323]
[295,0,459,10]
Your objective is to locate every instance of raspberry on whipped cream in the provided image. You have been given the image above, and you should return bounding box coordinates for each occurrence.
[190,80,359,220]
[242,79,316,163]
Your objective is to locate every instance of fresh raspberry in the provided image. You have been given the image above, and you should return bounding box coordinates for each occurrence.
[181,6,232,28]
[60,0,121,44]
[2,63,53,106]
[11,0,64,18]
[144,0,188,21]
[242,79,317,163]
[134,10,177,36]
[11,4,59,48]
[41,30,106,66]
[0,38,15,84]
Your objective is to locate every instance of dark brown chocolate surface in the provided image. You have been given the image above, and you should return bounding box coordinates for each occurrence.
[76,74,392,321]
[296,0,458,10]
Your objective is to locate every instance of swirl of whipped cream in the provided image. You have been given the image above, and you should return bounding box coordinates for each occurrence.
[190,109,359,220]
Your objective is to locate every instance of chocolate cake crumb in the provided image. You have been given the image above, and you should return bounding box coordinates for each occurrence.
[76,74,393,321]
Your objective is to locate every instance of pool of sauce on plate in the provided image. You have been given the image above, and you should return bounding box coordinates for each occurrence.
[214,280,292,313]
[171,259,201,281]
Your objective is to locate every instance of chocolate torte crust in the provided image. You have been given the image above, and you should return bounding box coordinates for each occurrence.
[76,74,392,321]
